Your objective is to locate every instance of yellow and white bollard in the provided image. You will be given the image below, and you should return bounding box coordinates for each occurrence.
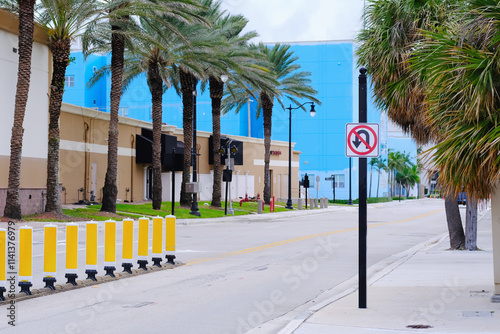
[19,226,33,295]
[104,220,116,277]
[137,217,149,270]
[43,224,57,290]
[165,215,176,265]
[0,228,6,300]
[152,216,163,267]
[122,218,134,273]
[85,221,98,281]
[65,223,79,285]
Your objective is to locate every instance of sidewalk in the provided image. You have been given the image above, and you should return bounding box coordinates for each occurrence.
[279,208,499,334]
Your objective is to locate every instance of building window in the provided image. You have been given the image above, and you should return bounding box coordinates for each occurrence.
[65,75,74,88]
[335,174,345,188]
[119,107,128,117]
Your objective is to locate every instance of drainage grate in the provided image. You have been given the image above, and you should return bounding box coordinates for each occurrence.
[462,311,494,317]
[406,325,433,329]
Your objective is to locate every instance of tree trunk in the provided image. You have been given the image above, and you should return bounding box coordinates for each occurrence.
[101,23,125,213]
[180,69,195,207]
[4,0,36,219]
[369,164,373,198]
[261,92,273,205]
[465,197,478,251]
[149,62,163,210]
[444,195,465,249]
[210,76,223,208]
[45,38,71,213]
[376,170,380,197]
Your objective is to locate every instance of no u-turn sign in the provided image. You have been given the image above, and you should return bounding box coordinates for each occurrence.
[345,123,380,158]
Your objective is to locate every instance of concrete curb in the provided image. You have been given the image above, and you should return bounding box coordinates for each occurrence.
[0,262,182,305]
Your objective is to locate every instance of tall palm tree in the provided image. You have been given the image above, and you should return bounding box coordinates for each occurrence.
[2,0,37,219]
[116,15,178,210]
[205,12,259,208]
[34,0,96,214]
[413,0,500,249]
[357,0,466,248]
[374,157,388,198]
[369,157,377,198]
[83,0,204,213]
[224,43,320,205]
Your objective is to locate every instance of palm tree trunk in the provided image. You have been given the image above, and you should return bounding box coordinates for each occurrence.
[444,195,465,249]
[377,170,380,197]
[149,62,163,210]
[209,76,223,208]
[369,164,373,198]
[180,69,195,207]
[45,38,71,213]
[465,197,478,251]
[261,92,273,205]
[4,0,36,219]
[101,24,124,213]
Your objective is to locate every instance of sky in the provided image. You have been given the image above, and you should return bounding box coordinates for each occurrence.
[220,0,366,43]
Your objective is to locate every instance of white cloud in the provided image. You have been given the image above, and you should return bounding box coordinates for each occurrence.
[221,0,365,43]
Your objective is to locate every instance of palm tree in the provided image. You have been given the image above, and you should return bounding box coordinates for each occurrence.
[32,0,96,214]
[374,157,388,198]
[369,157,377,198]
[357,0,466,249]
[206,13,259,208]
[224,43,320,205]
[413,0,500,249]
[83,0,204,213]
[2,0,37,219]
[395,165,420,198]
[116,15,178,210]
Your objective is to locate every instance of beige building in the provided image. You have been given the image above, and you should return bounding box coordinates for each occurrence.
[0,10,50,216]
[59,103,300,205]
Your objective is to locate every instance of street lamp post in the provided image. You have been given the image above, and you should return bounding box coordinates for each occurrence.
[190,81,200,217]
[285,102,316,210]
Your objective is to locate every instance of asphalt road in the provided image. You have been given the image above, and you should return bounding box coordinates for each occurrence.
[0,199,455,333]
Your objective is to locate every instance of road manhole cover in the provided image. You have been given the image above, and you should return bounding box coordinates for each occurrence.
[406,324,433,329]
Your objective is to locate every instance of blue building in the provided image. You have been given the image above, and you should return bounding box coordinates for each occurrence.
[63,41,417,200]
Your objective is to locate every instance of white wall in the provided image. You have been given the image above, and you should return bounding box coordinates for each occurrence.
[0,29,49,159]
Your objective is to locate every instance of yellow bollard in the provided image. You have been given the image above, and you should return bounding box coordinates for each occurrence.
[152,216,163,267]
[122,218,134,273]
[85,221,98,281]
[65,223,79,285]
[137,217,149,270]
[43,224,57,290]
[19,226,33,295]
[0,228,6,300]
[165,215,176,265]
[104,220,116,277]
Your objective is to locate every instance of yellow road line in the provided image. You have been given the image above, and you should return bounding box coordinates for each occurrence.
[185,209,444,266]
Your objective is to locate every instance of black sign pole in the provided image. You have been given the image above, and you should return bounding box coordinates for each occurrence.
[359,68,368,309]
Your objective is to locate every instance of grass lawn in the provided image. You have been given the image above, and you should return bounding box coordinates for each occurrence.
[20,200,297,222]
